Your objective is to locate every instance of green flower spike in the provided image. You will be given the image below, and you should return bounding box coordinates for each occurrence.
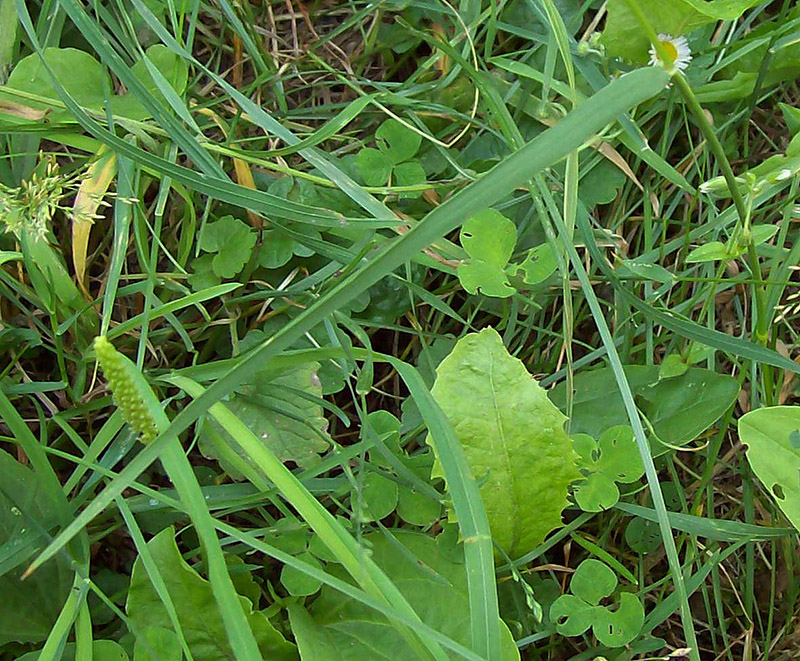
[94,336,158,444]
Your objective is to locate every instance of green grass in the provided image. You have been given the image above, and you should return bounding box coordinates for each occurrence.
[0,0,799,660]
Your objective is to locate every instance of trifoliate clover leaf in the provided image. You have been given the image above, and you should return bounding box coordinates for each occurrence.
[457,209,517,298]
[199,215,256,278]
[514,243,558,285]
[550,559,644,648]
[572,426,644,512]
[354,148,393,186]
[375,118,422,164]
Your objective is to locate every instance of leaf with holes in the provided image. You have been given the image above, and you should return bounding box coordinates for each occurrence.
[550,559,644,648]
[573,426,645,512]
[429,327,581,557]
[514,243,558,285]
[375,118,422,164]
[457,210,517,298]
[738,406,800,533]
[199,361,331,477]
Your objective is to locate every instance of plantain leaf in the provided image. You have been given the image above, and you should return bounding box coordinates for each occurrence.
[428,327,581,557]
[126,527,297,661]
[738,406,800,533]
[200,361,331,477]
[288,531,519,661]
[550,365,739,453]
[0,449,72,645]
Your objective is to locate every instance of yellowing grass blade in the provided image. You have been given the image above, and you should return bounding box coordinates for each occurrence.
[72,145,116,299]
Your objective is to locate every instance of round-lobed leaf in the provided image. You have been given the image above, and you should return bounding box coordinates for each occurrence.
[375,118,422,164]
[354,147,393,186]
[570,559,617,605]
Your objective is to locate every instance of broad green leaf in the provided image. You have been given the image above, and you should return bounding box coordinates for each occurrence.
[0,449,72,645]
[700,7,800,102]
[570,559,617,606]
[3,47,107,120]
[258,229,295,269]
[354,147,393,186]
[376,118,422,164]
[18,641,129,661]
[200,361,331,476]
[751,224,779,246]
[593,592,646,648]
[355,471,399,522]
[550,365,739,453]
[685,241,730,263]
[579,159,626,206]
[658,354,689,379]
[397,486,442,527]
[602,0,766,61]
[393,159,427,194]
[429,327,581,557]
[551,559,644,648]
[187,254,221,291]
[198,215,256,278]
[514,243,558,285]
[625,518,662,553]
[289,531,520,660]
[549,594,593,637]
[111,44,189,120]
[457,210,517,298]
[738,406,800,532]
[365,410,402,469]
[618,259,675,285]
[126,527,297,661]
[280,552,324,597]
[134,628,181,661]
[264,518,310,555]
[779,103,800,136]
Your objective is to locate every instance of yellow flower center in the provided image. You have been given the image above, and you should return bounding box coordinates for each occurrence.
[660,40,679,64]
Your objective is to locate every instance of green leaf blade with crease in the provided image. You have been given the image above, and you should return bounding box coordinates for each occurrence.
[126,528,297,661]
[428,327,581,558]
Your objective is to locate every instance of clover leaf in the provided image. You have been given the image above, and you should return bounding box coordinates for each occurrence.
[352,411,442,527]
[515,243,558,285]
[457,209,517,297]
[198,215,256,278]
[572,425,644,512]
[354,119,426,195]
[376,118,422,163]
[550,559,644,648]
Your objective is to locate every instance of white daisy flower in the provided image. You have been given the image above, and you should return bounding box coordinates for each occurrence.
[648,34,692,73]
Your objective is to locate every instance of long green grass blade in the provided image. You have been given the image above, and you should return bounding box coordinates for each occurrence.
[25,65,669,586]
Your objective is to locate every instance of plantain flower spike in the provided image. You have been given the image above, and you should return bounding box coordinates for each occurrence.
[94,336,158,444]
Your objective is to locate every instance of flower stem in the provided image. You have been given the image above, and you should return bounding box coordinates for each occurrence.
[622,0,769,345]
